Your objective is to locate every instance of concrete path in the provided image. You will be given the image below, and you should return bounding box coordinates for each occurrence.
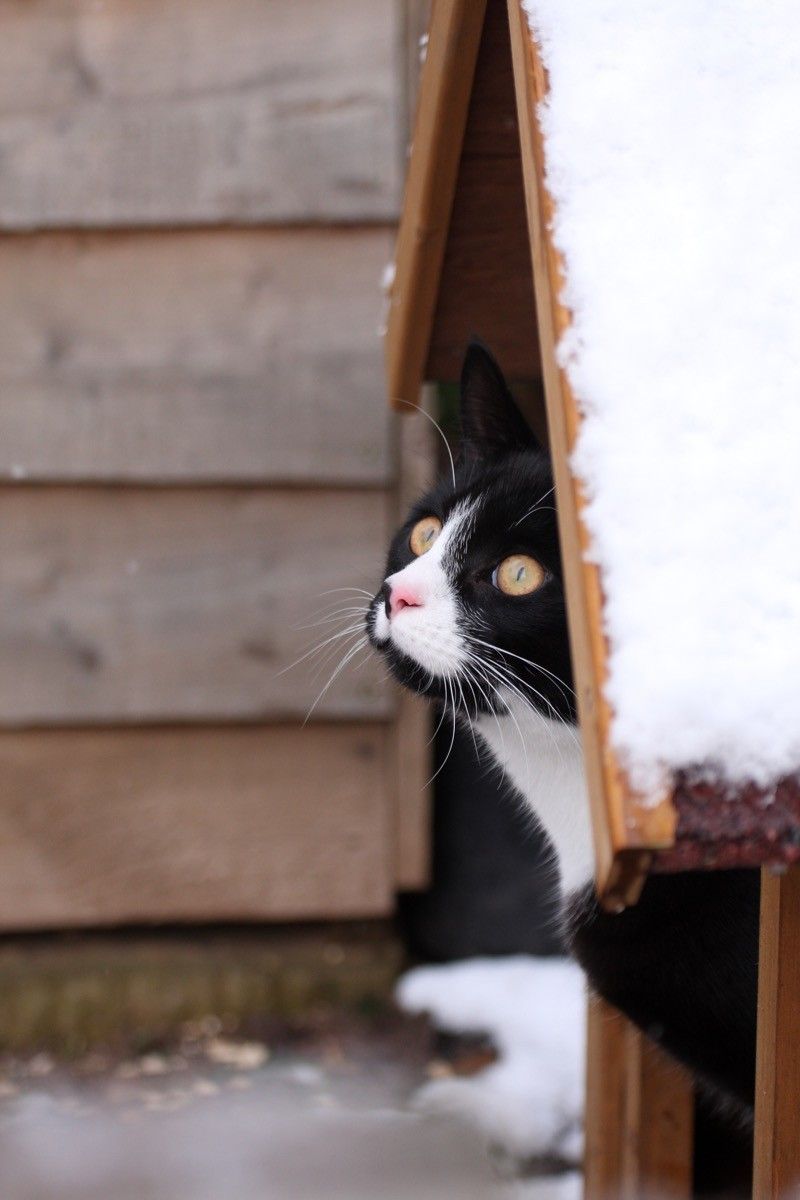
[0,1020,580,1200]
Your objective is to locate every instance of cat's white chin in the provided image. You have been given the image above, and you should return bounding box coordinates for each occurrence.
[473,691,594,896]
[386,608,467,679]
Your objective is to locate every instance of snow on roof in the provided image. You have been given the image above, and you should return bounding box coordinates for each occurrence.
[523,0,800,797]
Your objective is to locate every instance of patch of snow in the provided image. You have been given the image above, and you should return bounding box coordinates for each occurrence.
[378,260,397,336]
[505,1174,583,1200]
[397,957,585,1162]
[523,0,800,796]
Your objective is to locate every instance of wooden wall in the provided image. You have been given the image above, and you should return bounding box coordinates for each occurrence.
[0,0,432,929]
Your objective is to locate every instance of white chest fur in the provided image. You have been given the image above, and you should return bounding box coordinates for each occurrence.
[473,694,594,895]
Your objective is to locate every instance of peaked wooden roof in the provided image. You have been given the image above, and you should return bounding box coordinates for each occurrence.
[384,0,800,908]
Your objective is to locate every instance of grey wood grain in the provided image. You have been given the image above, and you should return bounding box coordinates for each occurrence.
[0,229,394,484]
[0,487,390,723]
[0,0,401,226]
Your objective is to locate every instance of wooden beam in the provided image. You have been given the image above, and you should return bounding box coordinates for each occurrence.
[392,399,436,888]
[585,995,694,1200]
[584,995,628,1198]
[385,0,488,407]
[753,866,800,1198]
[425,0,540,383]
[506,0,676,908]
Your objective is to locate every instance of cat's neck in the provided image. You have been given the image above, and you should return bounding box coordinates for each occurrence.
[473,694,594,895]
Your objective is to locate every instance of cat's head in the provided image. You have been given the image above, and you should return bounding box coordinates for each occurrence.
[367,340,575,722]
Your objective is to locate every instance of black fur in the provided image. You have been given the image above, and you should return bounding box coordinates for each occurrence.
[566,871,759,1126]
[367,341,573,723]
[368,340,759,1135]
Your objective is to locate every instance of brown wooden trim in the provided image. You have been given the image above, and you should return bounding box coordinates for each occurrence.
[585,995,694,1200]
[506,0,676,908]
[584,994,628,1198]
[753,866,800,1198]
[385,0,488,408]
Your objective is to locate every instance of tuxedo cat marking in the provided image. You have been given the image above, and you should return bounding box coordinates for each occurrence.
[366,340,759,1136]
[368,342,593,894]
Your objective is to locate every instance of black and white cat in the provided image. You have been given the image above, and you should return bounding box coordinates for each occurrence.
[366,340,759,1135]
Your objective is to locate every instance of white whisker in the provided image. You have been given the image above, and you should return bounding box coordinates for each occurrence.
[277,621,365,677]
[511,485,557,527]
[294,605,368,632]
[397,398,456,489]
[303,636,369,726]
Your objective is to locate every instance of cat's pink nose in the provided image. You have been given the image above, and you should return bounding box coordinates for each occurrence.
[385,581,423,619]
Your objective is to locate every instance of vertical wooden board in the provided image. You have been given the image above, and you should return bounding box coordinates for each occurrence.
[620,1025,694,1200]
[585,995,694,1200]
[0,725,394,927]
[753,866,800,1199]
[0,0,401,226]
[0,488,391,724]
[391,396,435,888]
[585,995,628,1200]
[507,0,675,907]
[0,229,394,485]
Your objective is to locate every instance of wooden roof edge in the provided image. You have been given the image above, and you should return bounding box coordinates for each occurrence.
[384,0,488,411]
[386,0,799,908]
[505,0,678,908]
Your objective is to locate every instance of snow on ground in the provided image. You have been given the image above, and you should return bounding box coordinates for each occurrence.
[523,0,800,796]
[397,957,585,1163]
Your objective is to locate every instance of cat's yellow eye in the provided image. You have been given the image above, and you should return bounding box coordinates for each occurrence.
[409,516,442,556]
[493,554,545,596]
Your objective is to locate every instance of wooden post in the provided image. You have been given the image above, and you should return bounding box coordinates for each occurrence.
[585,995,694,1200]
[753,866,800,1199]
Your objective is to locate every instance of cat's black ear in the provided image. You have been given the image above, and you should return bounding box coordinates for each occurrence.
[459,339,541,464]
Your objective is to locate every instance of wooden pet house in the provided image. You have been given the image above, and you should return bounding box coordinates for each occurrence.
[384,1,800,1196]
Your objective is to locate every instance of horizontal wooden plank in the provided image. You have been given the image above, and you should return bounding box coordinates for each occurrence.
[0,724,394,928]
[0,0,400,226]
[0,229,394,485]
[0,488,390,724]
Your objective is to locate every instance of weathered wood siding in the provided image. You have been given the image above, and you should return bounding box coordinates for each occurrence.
[0,0,429,928]
[0,488,390,724]
[0,0,401,226]
[0,726,392,927]
[0,230,393,484]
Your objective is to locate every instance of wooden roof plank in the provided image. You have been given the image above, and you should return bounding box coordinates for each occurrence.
[506,0,677,907]
[385,0,488,408]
